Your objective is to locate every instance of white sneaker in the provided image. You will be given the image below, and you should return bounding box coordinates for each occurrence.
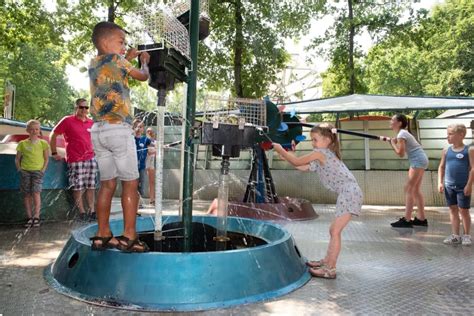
[443,234,461,244]
[461,235,472,246]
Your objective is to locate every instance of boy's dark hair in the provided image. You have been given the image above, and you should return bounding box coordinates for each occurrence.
[92,21,126,47]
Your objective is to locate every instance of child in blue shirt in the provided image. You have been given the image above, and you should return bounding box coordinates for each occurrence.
[438,123,473,245]
[132,118,151,205]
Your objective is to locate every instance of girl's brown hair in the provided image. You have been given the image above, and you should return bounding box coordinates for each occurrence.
[311,123,341,160]
[393,113,413,134]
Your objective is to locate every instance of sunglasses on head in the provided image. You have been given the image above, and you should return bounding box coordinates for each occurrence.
[78,105,89,110]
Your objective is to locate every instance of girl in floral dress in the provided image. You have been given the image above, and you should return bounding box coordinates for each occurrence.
[273,123,363,279]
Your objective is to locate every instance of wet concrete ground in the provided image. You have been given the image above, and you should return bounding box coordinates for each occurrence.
[0,201,473,315]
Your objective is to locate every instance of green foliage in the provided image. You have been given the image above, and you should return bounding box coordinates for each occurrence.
[200,0,324,98]
[6,44,74,125]
[364,0,474,97]
[321,60,367,97]
[55,0,143,63]
[1,0,66,107]
[306,113,337,122]
[0,0,63,52]
[364,43,431,95]
[313,1,415,97]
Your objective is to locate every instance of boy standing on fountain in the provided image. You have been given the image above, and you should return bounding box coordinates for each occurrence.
[15,120,49,228]
[88,21,150,252]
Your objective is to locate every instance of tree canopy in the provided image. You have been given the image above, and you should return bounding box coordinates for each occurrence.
[1,0,473,125]
[314,0,422,97]
[0,0,72,124]
[364,0,474,97]
[199,0,325,98]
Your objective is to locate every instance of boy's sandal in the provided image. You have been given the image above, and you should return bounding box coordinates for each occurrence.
[309,266,337,279]
[90,235,119,251]
[32,218,41,227]
[306,259,325,268]
[117,236,150,253]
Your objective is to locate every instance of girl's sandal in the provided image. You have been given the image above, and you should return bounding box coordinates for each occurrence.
[117,236,150,253]
[24,218,33,228]
[90,235,119,251]
[32,218,41,227]
[306,259,325,268]
[309,266,337,279]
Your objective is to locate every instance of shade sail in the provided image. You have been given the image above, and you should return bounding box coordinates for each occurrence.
[281,94,474,114]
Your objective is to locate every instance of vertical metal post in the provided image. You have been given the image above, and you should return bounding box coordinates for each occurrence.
[363,120,370,170]
[178,83,188,219]
[154,94,165,245]
[215,157,230,248]
[182,0,200,252]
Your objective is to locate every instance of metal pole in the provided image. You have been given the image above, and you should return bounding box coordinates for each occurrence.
[215,157,230,245]
[182,0,200,252]
[363,120,370,171]
[154,92,165,245]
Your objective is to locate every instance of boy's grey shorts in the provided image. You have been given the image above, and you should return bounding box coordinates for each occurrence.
[91,122,139,181]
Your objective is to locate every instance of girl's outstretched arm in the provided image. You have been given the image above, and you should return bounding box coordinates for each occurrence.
[273,143,325,167]
[296,165,310,171]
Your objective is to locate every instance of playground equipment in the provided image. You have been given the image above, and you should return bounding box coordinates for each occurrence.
[46,0,310,311]
[201,97,317,221]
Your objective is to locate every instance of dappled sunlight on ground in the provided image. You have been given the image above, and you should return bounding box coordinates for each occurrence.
[3,248,60,267]
[258,298,349,316]
[0,202,472,315]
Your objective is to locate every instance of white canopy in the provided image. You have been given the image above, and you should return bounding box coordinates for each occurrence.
[281,94,474,114]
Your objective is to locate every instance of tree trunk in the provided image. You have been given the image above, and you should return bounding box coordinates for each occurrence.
[233,0,244,97]
[108,0,116,22]
[348,0,355,94]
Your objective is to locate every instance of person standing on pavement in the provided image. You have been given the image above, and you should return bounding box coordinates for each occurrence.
[50,98,98,221]
[133,118,151,208]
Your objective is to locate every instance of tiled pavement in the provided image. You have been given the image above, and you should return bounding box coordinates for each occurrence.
[0,201,472,315]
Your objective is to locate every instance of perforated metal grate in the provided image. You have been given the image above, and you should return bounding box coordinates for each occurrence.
[171,0,210,19]
[127,2,190,59]
[200,97,267,127]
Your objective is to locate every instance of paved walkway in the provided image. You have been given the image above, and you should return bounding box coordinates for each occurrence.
[0,202,473,315]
